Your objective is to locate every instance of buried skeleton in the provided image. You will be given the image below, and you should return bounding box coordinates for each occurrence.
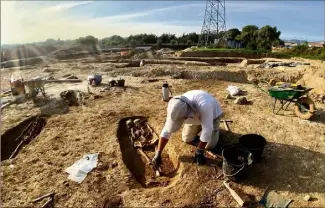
[117,117,179,188]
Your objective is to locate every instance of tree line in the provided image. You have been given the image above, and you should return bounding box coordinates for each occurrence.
[40,24,282,51]
[79,33,200,48]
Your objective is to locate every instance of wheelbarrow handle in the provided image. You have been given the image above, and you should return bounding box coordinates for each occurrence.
[253,83,269,94]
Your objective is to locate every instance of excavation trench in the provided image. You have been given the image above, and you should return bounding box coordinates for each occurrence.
[117,116,179,188]
[1,116,47,161]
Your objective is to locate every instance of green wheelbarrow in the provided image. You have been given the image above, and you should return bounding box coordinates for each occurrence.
[268,87,316,120]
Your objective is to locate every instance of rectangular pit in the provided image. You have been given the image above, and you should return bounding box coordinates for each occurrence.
[1,116,46,161]
[117,116,178,188]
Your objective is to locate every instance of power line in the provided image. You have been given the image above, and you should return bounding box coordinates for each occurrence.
[198,0,226,46]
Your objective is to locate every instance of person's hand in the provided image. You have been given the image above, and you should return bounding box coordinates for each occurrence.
[152,155,162,170]
[193,149,206,165]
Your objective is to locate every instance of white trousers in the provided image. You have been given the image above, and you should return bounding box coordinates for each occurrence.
[181,116,222,150]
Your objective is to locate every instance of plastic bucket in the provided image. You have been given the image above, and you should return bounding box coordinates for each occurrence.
[222,146,253,181]
[93,74,102,85]
[10,80,25,96]
[117,79,125,87]
[239,134,266,163]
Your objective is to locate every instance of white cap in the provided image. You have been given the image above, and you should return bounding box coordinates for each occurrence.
[165,97,189,133]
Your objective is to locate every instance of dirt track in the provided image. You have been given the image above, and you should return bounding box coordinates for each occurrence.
[1,54,325,207]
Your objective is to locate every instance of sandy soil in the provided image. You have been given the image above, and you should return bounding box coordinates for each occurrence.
[1,55,325,207]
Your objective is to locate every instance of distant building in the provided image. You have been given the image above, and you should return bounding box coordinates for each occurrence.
[308,41,324,48]
[284,42,293,48]
[226,39,242,48]
[284,42,299,48]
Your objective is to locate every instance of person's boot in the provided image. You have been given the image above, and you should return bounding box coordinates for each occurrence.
[194,149,206,165]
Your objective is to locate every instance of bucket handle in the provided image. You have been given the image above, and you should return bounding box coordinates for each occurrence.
[222,152,253,177]
[222,164,245,177]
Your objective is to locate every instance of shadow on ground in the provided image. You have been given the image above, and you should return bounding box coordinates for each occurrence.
[244,142,325,193]
[311,109,325,124]
[179,130,324,193]
[33,97,69,116]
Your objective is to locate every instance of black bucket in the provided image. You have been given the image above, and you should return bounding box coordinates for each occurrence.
[239,134,266,163]
[222,146,253,181]
[117,79,125,87]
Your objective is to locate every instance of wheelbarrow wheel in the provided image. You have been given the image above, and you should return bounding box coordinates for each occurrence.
[294,97,315,120]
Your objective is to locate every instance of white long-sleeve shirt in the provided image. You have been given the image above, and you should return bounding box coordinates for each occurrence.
[160,90,223,142]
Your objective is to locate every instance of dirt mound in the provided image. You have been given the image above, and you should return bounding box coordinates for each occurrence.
[182,47,194,52]
[52,45,97,55]
[116,59,211,68]
[60,90,85,106]
[132,51,155,60]
[179,51,265,59]
[297,67,325,95]
[246,69,304,84]
[157,48,175,54]
[110,67,248,83]
[167,57,240,65]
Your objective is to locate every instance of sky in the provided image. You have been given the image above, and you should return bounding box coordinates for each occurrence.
[1,1,324,45]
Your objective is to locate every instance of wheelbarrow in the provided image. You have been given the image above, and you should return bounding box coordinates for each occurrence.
[23,78,47,98]
[254,81,316,120]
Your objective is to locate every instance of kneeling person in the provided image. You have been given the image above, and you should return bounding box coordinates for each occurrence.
[153,90,223,167]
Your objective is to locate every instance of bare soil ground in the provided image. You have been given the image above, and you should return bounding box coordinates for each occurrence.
[1,53,325,207]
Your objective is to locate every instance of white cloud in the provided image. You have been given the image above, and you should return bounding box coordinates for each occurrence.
[1,1,94,44]
[1,2,204,44]
[226,1,304,13]
[85,3,204,23]
[43,1,93,13]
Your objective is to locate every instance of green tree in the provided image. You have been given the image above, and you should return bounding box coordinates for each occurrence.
[102,35,125,46]
[256,25,281,50]
[237,25,259,50]
[159,33,176,43]
[225,28,241,40]
[45,38,57,45]
[129,39,136,48]
[131,34,145,45]
[141,34,157,44]
[77,35,98,47]
[186,40,192,45]
[187,32,199,44]
[170,39,177,46]
[214,31,226,40]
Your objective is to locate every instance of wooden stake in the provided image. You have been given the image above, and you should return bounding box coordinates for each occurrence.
[223,181,246,207]
[223,121,230,131]
[206,150,222,160]
[1,102,11,110]
[46,79,82,83]
[32,193,55,203]
[41,198,53,208]
[220,120,233,132]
